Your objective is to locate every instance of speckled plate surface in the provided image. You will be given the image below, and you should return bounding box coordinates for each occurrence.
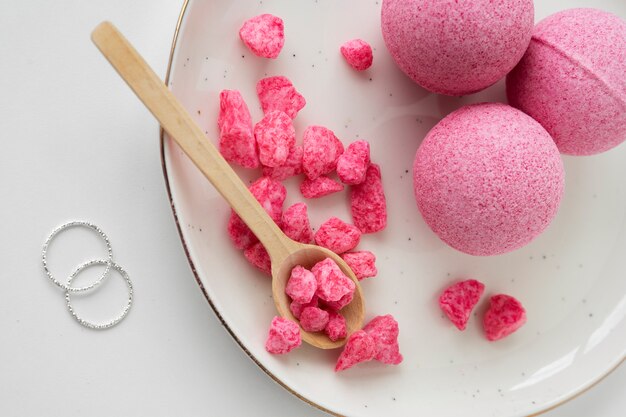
[161,1,626,416]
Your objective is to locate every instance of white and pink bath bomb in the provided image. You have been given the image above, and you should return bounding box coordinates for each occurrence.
[381,0,534,96]
[507,8,626,155]
[413,103,564,256]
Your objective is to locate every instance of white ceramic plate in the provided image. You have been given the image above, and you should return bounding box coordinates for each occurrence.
[161,1,626,416]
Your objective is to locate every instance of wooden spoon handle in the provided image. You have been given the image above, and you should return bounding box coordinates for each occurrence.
[92,21,293,258]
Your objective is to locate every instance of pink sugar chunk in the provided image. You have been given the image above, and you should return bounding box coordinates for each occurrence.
[290,295,318,319]
[363,315,403,365]
[335,330,377,372]
[262,145,303,181]
[227,211,258,250]
[299,306,330,332]
[439,279,485,331]
[322,291,353,312]
[341,251,377,280]
[239,14,285,59]
[265,316,301,354]
[244,242,271,276]
[325,311,347,341]
[311,258,355,302]
[300,176,344,199]
[281,202,313,244]
[257,76,306,119]
[302,126,345,180]
[249,176,286,224]
[484,294,527,341]
[285,266,317,303]
[340,39,373,71]
[336,140,371,185]
[217,90,259,168]
[314,217,361,254]
[254,110,295,167]
[350,163,387,233]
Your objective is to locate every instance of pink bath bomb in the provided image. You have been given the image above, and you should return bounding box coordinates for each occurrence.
[413,103,564,256]
[381,0,534,96]
[507,9,626,156]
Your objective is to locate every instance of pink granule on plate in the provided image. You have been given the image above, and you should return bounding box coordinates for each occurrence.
[254,110,295,167]
[325,311,347,341]
[300,176,344,199]
[290,295,318,319]
[363,315,403,365]
[217,90,259,168]
[311,258,355,303]
[299,306,330,332]
[243,242,271,276]
[340,39,373,71]
[262,145,303,181]
[314,217,361,254]
[340,251,377,280]
[239,14,285,59]
[302,126,345,180]
[227,211,258,250]
[439,279,485,331]
[336,140,370,185]
[281,203,313,244]
[335,330,377,372]
[285,265,317,303]
[484,294,527,341]
[257,76,306,119]
[350,164,387,234]
[265,316,301,354]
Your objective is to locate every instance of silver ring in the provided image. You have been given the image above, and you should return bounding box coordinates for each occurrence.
[42,221,113,293]
[65,260,133,329]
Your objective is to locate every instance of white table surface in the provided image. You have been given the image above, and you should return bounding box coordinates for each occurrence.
[0,1,623,416]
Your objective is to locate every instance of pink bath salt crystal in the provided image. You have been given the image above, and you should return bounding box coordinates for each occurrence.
[243,242,271,276]
[281,202,313,244]
[290,295,318,319]
[249,176,286,225]
[227,211,258,250]
[322,291,353,312]
[265,316,301,354]
[439,279,485,331]
[336,140,371,185]
[262,145,303,181]
[335,330,377,372]
[340,39,373,71]
[363,315,403,365]
[340,251,377,280]
[257,76,306,119]
[217,90,259,168]
[299,306,330,332]
[302,126,345,180]
[254,110,296,167]
[325,311,347,341]
[285,266,317,303]
[239,14,285,59]
[311,258,355,302]
[300,176,344,199]
[350,164,387,233]
[484,294,527,341]
[314,217,361,254]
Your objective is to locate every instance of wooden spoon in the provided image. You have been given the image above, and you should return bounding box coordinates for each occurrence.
[91,21,364,349]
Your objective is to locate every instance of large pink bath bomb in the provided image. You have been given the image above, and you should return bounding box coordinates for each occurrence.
[381,0,534,96]
[507,9,626,155]
[413,103,564,256]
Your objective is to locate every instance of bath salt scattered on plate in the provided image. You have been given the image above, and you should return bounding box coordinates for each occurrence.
[227,211,258,250]
[341,251,377,280]
[290,295,319,319]
[257,76,306,119]
[302,126,345,180]
[350,163,387,233]
[265,316,301,354]
[254,110,296,167]
[363,315,403,365]
[239,14,285,59]
[281,202,313,244]
[335,330,377,372]
[439,279,485,331]
[300,176,344,199]
[314,217,361,254]
[262,145,303,181]
[325,311,347,341]
[484,294,527,341]
[248,176,287,225]
[299,306,330,332]
[217,90,259,168]
[336,140,371,185]
[286,265,317,303]
[244,242,271,276]
[311,258,355,302]
[340,39,373,71]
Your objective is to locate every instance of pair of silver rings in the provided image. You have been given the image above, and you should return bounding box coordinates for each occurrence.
[42,221,133,329]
